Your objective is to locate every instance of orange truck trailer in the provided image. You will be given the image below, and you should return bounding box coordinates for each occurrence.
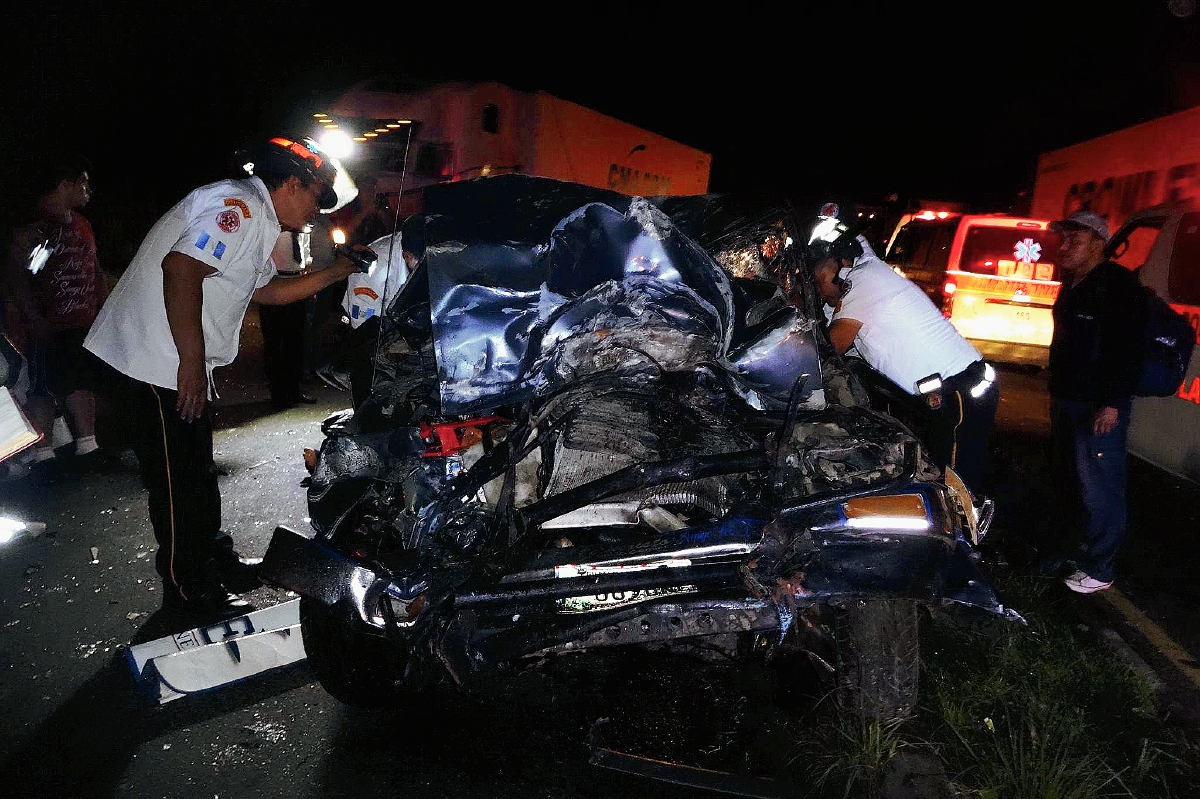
[1031,103,1200,237]
[311,79,712,206]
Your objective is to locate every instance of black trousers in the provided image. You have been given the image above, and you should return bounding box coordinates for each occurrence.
[96,361,235,599]
[926,360,999,494]
[305,280,344,372]
[259,300,307,403]
[347,317,381,409]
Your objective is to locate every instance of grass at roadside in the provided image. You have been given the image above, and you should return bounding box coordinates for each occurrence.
[785,575,1200,798]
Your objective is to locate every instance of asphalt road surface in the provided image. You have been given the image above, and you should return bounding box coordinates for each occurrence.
[1,318,1198,798]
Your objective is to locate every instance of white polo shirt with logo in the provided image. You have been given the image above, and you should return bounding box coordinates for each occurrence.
[85,176,281,392]
[834,253,981,395]
[341,233,410,329]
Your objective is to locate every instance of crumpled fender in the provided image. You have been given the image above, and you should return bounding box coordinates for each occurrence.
[751,486,1024,622]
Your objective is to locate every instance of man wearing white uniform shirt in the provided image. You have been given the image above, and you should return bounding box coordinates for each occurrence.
[332,215,423,408]
[84,137,369,620]
[806,200,999,494]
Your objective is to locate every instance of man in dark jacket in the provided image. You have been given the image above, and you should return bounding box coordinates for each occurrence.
[1047,210,1143,593]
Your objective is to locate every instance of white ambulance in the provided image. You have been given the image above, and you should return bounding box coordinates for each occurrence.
[884,212,1063,368]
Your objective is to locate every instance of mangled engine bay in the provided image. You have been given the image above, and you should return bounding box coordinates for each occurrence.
[260,177,1018,716]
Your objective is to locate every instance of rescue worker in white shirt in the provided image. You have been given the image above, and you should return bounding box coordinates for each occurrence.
[806,200,999,494]
[84,137,373,620]
[341,216,423,408]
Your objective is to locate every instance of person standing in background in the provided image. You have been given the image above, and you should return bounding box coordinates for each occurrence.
[340,215,424,408]
[259,229,316,408]
[317,174,397,392]
[1046,210,1142,594]
[302,213,340,384]
[4,152,106,479]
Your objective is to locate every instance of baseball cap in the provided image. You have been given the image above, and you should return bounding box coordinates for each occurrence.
[1051,210,1110,243]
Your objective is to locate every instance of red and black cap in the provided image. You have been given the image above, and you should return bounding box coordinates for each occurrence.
[249,137,339,210]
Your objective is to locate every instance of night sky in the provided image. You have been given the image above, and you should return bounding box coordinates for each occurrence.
[7,3,1200,261]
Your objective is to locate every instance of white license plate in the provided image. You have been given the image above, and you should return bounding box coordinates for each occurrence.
[557,584,698,614]
[952,300,1053,346]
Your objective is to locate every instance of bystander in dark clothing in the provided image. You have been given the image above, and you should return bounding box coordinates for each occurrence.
[4,152,106,477]
[260,230,316,408]
[303,214,340,381]
[1048,210,1143,593]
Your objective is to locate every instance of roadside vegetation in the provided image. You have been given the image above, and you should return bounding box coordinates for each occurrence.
[786,575,1200,798]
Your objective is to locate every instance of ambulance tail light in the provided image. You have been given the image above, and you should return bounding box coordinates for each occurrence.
[942,280,957,317]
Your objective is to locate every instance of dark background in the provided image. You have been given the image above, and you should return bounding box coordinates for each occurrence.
[6,3,1200,265]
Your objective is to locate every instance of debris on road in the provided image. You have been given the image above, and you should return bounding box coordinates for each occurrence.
[126,600,303,704]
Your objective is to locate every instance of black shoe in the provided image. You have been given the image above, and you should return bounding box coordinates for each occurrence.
[212,551,264,594]
[217,559,263,593]
[162,585,253,620]
[29,458,60,484]
[315,366,350,392]
[68,448,117,472]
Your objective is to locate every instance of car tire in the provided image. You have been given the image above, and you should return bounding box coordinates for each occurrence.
[834,598,921,723]
[300,596,406,707]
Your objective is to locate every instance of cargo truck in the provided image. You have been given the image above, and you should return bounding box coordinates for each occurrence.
[310,79,712,209]
[1030,104,1200,238]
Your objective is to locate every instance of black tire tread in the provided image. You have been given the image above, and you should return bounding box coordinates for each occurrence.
[835,598,921,722]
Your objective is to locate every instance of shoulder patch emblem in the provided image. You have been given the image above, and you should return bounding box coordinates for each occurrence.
[216,209,241,234]
[222,198,252,218]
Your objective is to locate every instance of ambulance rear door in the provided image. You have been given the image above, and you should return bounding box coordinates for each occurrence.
[943,217,1062,368]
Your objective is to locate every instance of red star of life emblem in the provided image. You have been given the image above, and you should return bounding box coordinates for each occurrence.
[216,209,241,234]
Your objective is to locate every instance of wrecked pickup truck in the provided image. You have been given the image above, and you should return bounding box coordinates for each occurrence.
[259,175,1021,722]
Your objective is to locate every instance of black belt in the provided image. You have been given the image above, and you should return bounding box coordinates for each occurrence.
[943,360,987,389]
[918,360,993,409]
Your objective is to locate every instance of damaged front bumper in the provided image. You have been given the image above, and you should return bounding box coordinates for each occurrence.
[261,480,1019,646]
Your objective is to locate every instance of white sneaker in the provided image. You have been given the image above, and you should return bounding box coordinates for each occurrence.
[1063,570,1113,594]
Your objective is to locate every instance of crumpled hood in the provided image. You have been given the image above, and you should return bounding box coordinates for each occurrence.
[416,176,821,415]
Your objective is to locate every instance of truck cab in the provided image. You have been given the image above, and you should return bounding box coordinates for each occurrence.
[884,212,1062,368]
[1106,200,1200,483]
